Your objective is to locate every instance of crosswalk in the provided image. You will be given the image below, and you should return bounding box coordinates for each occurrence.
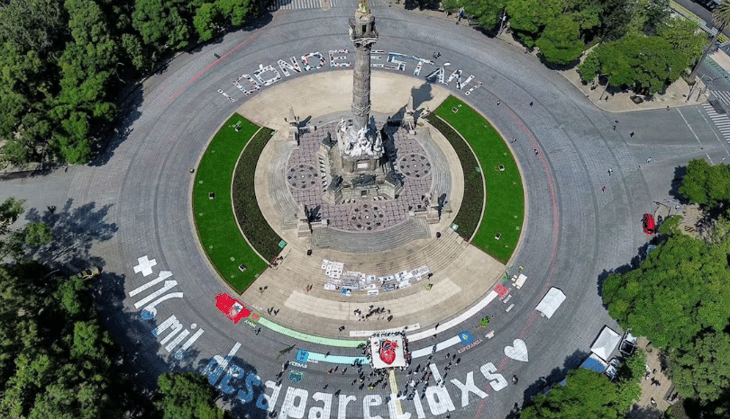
[703,102,730,142]
[267,0,336,11]
[707,58,730,82]
[712,90,730,108]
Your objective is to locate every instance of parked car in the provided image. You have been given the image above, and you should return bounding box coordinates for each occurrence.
[79,266,101,279]
[605,358,621,381]
[642,213,656,235]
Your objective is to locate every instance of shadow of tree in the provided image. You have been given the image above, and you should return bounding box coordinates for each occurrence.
[88,86,144,168]
[626,404,666,419]
[195,355,269,419]
[24,199,118,270]
[520,349,590,406]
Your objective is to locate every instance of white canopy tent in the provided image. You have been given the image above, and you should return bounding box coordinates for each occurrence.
[535,287,566,319]
[591,326,621,361]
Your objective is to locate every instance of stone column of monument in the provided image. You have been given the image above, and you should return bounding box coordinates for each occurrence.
[350,0,378,133]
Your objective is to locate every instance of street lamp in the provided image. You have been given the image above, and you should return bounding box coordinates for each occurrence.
[687,26,722,101]
[498,11,507,35]
[699,74,717,97]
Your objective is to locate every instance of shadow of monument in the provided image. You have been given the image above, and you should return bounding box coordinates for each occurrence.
[411,83,433,111]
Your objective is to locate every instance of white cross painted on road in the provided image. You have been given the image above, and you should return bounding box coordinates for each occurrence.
[133,255,157,277]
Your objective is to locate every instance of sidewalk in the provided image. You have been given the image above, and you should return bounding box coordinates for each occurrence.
[627,337,680,419]
[383,1,716,113]
[493,29,709,113]
[236,71,505,340]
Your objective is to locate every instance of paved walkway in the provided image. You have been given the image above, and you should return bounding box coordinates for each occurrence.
[375,0,714,113]
[236,71,505,339]
[627,338,678,419]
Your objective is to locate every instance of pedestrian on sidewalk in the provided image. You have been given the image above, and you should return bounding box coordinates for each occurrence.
[630,131,634,137]
[534,148,539,155]
[608,168,613,176]
[497,100,501,106]
[602,186,606,192]
[612,125,616,131]
[529,101,533,107]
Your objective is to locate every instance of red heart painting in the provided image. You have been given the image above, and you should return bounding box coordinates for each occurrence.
[379,339,398,365]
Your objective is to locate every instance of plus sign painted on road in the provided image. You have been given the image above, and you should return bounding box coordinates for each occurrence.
[134,255,157,277]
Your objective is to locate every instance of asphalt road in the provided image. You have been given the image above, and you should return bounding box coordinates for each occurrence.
[3,2,729,418]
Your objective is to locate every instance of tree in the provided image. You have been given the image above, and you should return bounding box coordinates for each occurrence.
[461,0,506,30]
[668,331,730,402]
[0,198,52,261]
[602,212,730,408]
[603,231,730,350]
[506,0,562,46]
[679,159,730,209]
[193,3,223,41]
[132,0,191,50]
[598,0,633,41]
[157,372,229,419]
[536,14,585,65]
[520,368,622,419]
[217,0,251,26]
[628,35,687,93]
[657,18,706,67]
[578,48,601,82]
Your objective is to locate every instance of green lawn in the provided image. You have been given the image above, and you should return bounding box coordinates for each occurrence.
[193,115,275,293]
[432,96,525,263]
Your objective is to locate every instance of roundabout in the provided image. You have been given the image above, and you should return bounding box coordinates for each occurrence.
[18,1,727,418]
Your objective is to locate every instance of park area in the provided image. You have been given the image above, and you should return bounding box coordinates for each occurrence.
[193,114,280,293]
[430,96,524,263]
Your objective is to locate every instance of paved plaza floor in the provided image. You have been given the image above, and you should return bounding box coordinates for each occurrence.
[237,71,505,338]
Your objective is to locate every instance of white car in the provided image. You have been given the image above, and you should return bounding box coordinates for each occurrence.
[605,358,621,381]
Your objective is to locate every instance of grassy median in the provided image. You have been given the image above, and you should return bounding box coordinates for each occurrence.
[431,96,524,263]
[193,114,275,293]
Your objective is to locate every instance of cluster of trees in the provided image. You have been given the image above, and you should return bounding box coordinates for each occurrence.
[578,17,707,94]
[601,159,730,418]
[520,352,646,419]
[442,0,706,93]
[0,197,228,419]
[0,0,256,169]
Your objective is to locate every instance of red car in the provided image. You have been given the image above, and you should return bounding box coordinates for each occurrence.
[642,213,655,235]
[215,293,251,324]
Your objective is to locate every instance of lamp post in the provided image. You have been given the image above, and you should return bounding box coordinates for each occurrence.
[699,74,717,98]
[498,11,507,35]
[687,27,722,101]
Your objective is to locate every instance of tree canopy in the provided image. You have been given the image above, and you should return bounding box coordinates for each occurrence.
[520,356,644,419]
[157,372,229,419]
[602,177,730,413]
[679,159,730,209]
[443,0,702,92]
[0,197,230,418]
[578,18,705,94]
[0,0,257,169]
